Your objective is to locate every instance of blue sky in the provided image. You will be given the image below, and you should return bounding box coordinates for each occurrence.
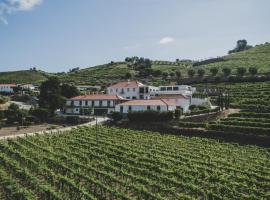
[0,0,269,72]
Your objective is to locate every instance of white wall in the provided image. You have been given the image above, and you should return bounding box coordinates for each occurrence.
[0,86,14,93]
[191,98,209,106]
[115,104,175,113]
[108,87,140,99]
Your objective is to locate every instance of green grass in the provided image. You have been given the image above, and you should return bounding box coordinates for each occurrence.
[0,70,49,84]
[0,125,269,199]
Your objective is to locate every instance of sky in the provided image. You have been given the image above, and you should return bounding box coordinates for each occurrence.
[0,0,270,72]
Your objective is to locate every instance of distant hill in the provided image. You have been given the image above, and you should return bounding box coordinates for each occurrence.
[0,70,49,84]
[0,42,269,85]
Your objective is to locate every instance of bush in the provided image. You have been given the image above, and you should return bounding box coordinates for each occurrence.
[29,108,49,122]
[127,111,173,122]
[110,112,123,122]
[66,116,80,124]
[174,109,182,119]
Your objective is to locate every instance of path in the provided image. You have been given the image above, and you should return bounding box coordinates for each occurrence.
[0,117,108,140]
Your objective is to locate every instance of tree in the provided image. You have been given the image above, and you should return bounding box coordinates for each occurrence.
[61,84,79,98]
[162,72,168,79]
[197,69,205,77]
[222,67,231,77]
[237,67,246,77]
[5,103,28,124]
[210,67,218,76]
[175,70,181,79]
[169,72,175,77]
[249,67,257,76]
[174,109,182,119]
[125,72,132,79]
[228,39,252,54]
[187,69,195,78]
[39,77,65,116]
[152,70,162,77]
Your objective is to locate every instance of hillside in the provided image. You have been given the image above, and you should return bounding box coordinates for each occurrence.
[0,42,269,85]
[0,70,49,84]
[199,42,270,74]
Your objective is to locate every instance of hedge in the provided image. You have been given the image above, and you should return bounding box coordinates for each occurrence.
[179,122,207,128]
[229,112,270,118]
[127,111,173,122]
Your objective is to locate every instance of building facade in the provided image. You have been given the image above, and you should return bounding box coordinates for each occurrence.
[0,84,16,93]
[115,99,177,113]
[65,94,124,115]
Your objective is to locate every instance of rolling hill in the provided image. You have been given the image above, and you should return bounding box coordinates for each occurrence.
[0,42,269,85]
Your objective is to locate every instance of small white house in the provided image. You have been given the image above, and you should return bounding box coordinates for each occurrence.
[76,85,101,91]
[156,85,196,97]
[65,94,124,115]
[115,99,177,113]
[0,84,17,93]
[21,84,35,91]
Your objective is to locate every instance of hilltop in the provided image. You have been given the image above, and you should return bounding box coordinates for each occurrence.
[0,70,49,84]
[0,42,269,85]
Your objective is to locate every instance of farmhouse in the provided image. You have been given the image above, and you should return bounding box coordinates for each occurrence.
[107,80,158,100]
[0,84,17,93]
[65,94,124,115]
[115,99,177,113]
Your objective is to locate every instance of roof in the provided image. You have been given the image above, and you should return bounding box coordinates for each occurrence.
[70,94,123,100]
[152,94,189,99]
[0,84,17,87]
[108,80,144,88]
[118,99,176,106]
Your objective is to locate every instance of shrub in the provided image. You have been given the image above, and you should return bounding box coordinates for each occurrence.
[29,108,49,122]
[127,111,173,122]
[249,67,258,76]
[66,116,80,124]
[188,69,195,78]
[110,112,123,122]
[210,67,218,76]
[197,69,205,77]
[237,67,247,77]
[174,109,182,119]
[222,67,231,77]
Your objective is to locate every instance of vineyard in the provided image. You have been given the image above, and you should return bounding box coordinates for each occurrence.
[193,81,270,136]
[0,126,269,199]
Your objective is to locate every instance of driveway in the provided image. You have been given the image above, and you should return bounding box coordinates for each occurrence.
[0,116,108,140]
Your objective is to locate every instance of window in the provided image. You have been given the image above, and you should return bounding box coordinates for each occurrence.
[147,106,151,110]
[160,87,166,91]
[132,96,137,99]
[120,106,123,113]
[139,87,144,93]
[126,97,130,99]
[99,101,102,107]
[173,87,179,91]
[133,88,136,92]
[92,101,94,107]
[127,88,130,92]
[116,88,118,92]
[128,106,132,111]
[85,101,88,106]
[79,101,82,106]
[167,87,172,91]
[157,106,161,111]
[108,100,111,107]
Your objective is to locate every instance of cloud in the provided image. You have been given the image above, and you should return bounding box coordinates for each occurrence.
[159,37,175,45]
[0,0,42,24]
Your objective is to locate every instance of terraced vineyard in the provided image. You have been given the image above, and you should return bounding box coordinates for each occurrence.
[196,81,270,136]
[0,126,269,199]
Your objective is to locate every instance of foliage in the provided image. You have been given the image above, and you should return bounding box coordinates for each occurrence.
[109,112,123,122]
[128,110,173,122]
[210,67,218,76]
[0,126,269,199]
[222,67,231,77]
[60,84,80,98]
[174,109,182,119]
[39,77,66,116]
[236,67,246,77]
[4,103,28,124]
[228,39,252,54]
[66,116,80,124]
[29,108,49,123]
[197,69,205,77]
[248,67,258,76]
[187,69,195,78]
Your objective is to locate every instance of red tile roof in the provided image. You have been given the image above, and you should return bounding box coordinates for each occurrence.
[108,80,144,88]
[0,84,17,87]
[70,94,123,100]
[118,99,176,106]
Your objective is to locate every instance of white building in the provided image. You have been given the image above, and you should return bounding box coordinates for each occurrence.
[65,94,124,115]
[155,85,196,97]
[0,84,17,93]
[152,95,191,113]
[115,99,177,113]
[107,80,158,100]
[21,84,35,91]
[76,85,101,91]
